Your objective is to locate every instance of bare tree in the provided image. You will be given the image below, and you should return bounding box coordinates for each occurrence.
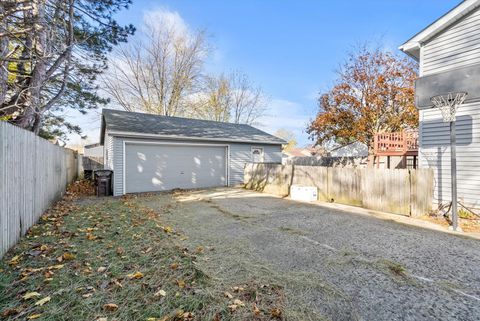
[230,71,266,125]
[102,16,209,116]
[190,71,267,125]
[274,128,297,151]
[189,74,231,122]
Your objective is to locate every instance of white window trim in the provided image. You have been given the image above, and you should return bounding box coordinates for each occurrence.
[251,146,264,163]
[122,140,230,195]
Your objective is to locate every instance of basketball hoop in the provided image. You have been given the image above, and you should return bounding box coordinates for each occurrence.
[430,92,467,122]
[429,91,468,232]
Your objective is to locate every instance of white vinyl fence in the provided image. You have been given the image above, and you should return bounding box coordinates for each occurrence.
[0,121,78,258]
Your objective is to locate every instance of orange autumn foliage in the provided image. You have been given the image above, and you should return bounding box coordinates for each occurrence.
[307,47,418,152]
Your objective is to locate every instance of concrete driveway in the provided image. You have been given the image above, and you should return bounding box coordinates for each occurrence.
[140,188,480,321]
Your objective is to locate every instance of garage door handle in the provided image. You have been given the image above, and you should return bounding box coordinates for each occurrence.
[180,171,184,175]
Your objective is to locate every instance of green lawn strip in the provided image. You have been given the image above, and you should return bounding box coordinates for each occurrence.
[0,195,235,320]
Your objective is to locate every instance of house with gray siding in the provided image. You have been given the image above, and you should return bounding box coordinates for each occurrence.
[400,0,480,210]
[100,109,284,196]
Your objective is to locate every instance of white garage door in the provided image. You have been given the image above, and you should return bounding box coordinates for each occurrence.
[125,143,227,193]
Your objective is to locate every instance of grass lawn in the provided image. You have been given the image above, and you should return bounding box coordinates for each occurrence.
[0,182,284,320]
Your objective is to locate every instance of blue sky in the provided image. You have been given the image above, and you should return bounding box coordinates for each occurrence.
[70,0,461,147]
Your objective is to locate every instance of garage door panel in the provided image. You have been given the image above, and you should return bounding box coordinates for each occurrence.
[125,144,226,193]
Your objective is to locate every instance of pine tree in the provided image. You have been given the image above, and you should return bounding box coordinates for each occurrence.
[0,0,135,140]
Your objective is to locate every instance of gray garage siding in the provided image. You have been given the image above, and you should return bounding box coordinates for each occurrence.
[109,136,282,196]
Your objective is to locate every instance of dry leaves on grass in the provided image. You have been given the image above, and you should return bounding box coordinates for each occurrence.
[154,289,167,297]
[127,271,144,279]
[27,314,42,319]
[35,296,51,306]
[22,292,41,300]
[103,303,119,312]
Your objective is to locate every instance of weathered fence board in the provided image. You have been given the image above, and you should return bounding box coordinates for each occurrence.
[362,169,411,215]
[292,166,329,201]
[0,121,78,258]
[245,163,434,217]
[244,163,292,196]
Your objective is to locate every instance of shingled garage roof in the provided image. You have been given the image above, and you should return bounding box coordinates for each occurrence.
[100,109,285,145]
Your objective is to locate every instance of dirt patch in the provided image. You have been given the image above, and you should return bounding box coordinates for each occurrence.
[420,214,480,233]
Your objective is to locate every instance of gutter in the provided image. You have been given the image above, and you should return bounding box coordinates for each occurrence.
[106,130,287,146]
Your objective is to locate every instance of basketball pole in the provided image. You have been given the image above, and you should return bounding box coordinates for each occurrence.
[450,120,458,231]
[431,92,466,232]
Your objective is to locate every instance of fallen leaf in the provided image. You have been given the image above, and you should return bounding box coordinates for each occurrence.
[224,291,233,299]
[44,270,54,278]
[232,286,244,292]
[35,296,51,306]
[86,233,97,240]
[116,247,125,255]
[253,303,261,315]
[82,293,93,298]
[163,226,173,233]
[145,247,152,253]
[23,292,41,300]
[40,245,49,251]
[271,308,282,318]
[176,279,186,288]
[112,279,123,288]
[62,252,75,260]
[127,271,144,279]
[48,264,64,270]
[1,308,19,317]
[96,318,108,321]
[97,266,107,273]
[9,255,21,266]
[154,289,166,297]
[228,304,238,312]
[27,314,42,319]
[146,317,168,321]
[170,263,178,270]
[182,312,194,320]
[233,299,245,307]
[103,303,118,311]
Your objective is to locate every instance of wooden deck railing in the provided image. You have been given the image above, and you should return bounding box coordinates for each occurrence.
[374,131,418,156]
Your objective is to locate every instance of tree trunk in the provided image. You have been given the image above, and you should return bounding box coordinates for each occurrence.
[16,0,47,131]
[0,3,8,107]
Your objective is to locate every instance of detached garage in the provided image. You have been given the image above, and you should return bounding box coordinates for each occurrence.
[100,109,285,196]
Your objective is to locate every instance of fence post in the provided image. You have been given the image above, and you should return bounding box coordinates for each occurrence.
[77,152,84,179]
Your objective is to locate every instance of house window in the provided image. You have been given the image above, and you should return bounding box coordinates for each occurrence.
[251,147,264,163]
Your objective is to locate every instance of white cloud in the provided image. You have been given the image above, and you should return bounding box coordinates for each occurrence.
[257,99,313,147]
[143,8,190,39]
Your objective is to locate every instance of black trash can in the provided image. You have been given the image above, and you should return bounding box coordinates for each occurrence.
[94,170,113,197]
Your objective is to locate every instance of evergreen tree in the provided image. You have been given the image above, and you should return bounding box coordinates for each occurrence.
[0,0,135,139]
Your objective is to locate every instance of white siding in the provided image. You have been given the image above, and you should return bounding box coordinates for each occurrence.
[103,131,114,170]
[422,7,480,75]
[419,101,480,209]
[110,136,282,196]
[84,145,103,158]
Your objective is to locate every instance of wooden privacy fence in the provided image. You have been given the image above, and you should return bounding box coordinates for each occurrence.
[0,121,78,258]
[244,163,434,217]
